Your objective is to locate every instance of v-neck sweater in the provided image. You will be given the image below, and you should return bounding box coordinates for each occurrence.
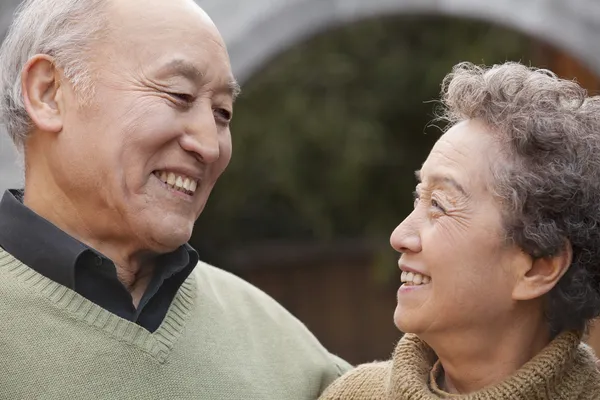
[0,247,350,399]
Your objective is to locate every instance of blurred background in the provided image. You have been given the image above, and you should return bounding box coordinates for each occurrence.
[2,0,600,365]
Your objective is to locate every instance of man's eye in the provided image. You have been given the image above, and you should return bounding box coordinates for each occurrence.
[214,108,232,124]
[168,92,194,104]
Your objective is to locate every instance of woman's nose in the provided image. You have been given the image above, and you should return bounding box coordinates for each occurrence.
[390,214,422,254]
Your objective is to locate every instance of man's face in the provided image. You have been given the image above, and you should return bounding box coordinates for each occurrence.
[49,0,236,252]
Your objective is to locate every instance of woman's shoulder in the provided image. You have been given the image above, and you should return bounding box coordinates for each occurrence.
[319,360,392,400]
[575,342,600,393]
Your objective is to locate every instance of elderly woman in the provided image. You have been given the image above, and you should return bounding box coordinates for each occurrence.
[321,62,600,399]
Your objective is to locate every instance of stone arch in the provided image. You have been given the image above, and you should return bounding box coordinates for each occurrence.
[206,0,600,83]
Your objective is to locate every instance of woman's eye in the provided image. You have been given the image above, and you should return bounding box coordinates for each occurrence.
[431,199,446,213]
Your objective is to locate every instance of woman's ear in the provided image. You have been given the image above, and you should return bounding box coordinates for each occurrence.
[512,241,572,301]
[21,54,64,134]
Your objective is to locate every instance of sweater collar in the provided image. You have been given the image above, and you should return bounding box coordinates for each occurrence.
[428,360,460,398]
[389,331,595,399]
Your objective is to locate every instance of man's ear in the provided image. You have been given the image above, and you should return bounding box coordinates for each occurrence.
[21,54,63,134]
[512,241,572,301]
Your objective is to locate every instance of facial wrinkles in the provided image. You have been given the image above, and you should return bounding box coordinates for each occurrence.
[425,151,499,270]
[436,210,471,245]
[100,34,211,99]
[443,208,507,315]
[105,6,233,116]
[105,97,159,198]
[138,61,233,118]
[147,58,198,85]
[103,61,168,101]
[417,181,472,240]
[107,56,182,116]
[428,142,470,173]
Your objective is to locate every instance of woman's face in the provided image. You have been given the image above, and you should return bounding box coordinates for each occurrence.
[391,119,530,336]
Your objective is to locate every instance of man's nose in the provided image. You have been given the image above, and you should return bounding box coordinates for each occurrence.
[390,212,422,254]
[179,105,220,164]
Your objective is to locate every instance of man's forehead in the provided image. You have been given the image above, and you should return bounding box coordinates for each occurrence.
[109,0,219,38]
[104,0,233,90]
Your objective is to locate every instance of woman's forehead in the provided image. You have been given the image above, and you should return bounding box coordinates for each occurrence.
[420,120,501,191]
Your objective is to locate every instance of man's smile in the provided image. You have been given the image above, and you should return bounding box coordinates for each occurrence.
[153,170,198,196]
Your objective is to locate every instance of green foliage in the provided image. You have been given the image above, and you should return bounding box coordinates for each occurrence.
[192,15,537,263]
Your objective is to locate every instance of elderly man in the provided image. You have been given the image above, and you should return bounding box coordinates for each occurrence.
[0,0,350,398]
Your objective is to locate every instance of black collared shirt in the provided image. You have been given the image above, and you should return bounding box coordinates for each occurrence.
[0,189,198,332]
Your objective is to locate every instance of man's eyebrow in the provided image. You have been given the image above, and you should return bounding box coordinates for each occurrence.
[414,169,468,196]
[159,59,241,100]
[160,59,204,81]
[219,78,241,101]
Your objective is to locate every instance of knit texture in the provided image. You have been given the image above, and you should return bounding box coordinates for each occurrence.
[0,247,351,399]
[320,331,600,399]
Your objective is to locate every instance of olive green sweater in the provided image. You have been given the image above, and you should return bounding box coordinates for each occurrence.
[0,247,351,399]
[321,331,600,399]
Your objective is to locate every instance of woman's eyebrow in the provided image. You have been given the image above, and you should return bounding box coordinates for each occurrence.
[415,169,468,197]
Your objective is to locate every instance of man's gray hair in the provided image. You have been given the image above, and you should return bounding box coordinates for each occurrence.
[0,0,108,149]
[439,61,600,336]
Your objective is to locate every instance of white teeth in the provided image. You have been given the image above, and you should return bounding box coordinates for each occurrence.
[167,172,176,185]
[175,176,183,189]
[155,171,199,195]
[401,271,431,286]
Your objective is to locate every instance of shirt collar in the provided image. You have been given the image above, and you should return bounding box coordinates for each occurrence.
[0,189,198,289]
[0,189,88,287]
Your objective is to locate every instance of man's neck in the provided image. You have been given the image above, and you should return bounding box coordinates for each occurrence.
[423,309,550,395]
[23,175,156,303]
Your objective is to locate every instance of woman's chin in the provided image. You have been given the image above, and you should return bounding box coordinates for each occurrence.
[393,305,429,334]
[394,306,414,333]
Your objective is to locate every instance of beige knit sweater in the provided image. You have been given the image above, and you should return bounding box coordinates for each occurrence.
[320,331,600,399]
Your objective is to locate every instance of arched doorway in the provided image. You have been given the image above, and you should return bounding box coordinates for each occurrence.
[207,0,600,82]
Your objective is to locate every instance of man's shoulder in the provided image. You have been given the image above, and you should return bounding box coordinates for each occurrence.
[190,259,322,335]
[192,259,260,287]
[190,260,353,387]
[191,260,285,307]
[319,361,391,400]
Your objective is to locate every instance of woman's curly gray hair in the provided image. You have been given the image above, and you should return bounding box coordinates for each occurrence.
[440,61,600,335]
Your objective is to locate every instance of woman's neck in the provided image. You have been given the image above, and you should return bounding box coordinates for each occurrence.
[424,311,551,394]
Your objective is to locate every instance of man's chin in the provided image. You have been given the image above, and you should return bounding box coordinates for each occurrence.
[148,226,194,253]
[137,208,196,251]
